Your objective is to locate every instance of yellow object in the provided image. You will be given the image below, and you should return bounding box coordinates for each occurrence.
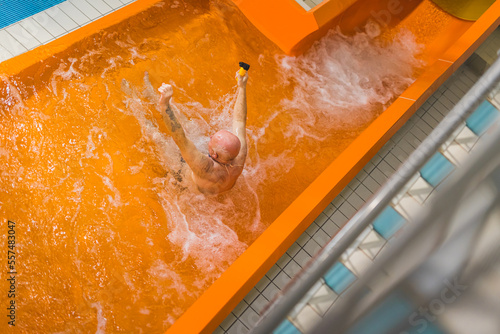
[238,67,246,76]
[431,0,495,21]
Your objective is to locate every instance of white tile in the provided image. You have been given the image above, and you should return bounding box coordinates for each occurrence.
[343,248,373,276]
[5,24,41,50]
[283,259,302,278]
[220,313,236,331]
[122,0,135,4]
[359,230,386,259]
[69,0,101,20]
[20,18,53,44]
[322,203,335,217]
[443,143,469,165]
[59,1,91,26]
[312,228,331,246]
[308,283,338,316]
[46,6,79,31]
[250,294,270,314]
[240,307,260,329]
[0,30,27,57]
[212,327,225,334]
[276,252,292,269]
[290,281,322,319]
[328,211,346,230]
[355,183,372,202]
[392,173,420,204]
[232,299,249,317]
[338,201,357,219]
[273,271,291,290]
[363,175,381,193]
[346,226,373,258]
[104,0,125,10]
[262,282,280,302]
[265,264,281,281]
[490,93,500,109]
[296,0,313,11]
[394,194,421,219]
[255,275,270,293]
[347,191,365,210]
[314,212,329,226]
[407,176,434,204]
[32,12,66,37]
[227,320,249,334]
[0,44,13,62]
[312,0,326,5]
[455,125,479,152]
[442,124,464,150]
[286,242,301,258]
[243,288,260,305]
[291,305,323,333]
[90,0,114,14]
[306,221,320,236]
[304,238,321,257]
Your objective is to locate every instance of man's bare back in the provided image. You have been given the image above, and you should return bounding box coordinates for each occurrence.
[158,71,248,195]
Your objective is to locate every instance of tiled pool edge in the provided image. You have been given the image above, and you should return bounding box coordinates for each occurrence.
[0,0,137,64]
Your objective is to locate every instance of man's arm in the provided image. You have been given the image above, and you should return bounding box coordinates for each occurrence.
[232,72,248,162]
[158,84,213,177]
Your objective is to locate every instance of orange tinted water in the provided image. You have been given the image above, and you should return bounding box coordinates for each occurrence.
[0,0,452,332]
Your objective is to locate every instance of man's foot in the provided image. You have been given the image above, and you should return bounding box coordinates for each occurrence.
[143,71,158,102]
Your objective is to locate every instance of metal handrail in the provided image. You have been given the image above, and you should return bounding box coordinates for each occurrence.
[250,55,500,334]
[313,122,500,333]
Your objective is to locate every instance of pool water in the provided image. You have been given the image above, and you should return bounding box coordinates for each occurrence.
[0,0,451,332]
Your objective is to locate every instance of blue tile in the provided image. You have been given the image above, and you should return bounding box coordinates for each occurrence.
[274,319,301,334]
[466,100,499,135]
[420,152,455,187]
[324,262,356,294]
[372,206,406,240]
[0,0,67,29]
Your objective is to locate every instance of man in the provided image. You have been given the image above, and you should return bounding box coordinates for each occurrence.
[158,71,248,195]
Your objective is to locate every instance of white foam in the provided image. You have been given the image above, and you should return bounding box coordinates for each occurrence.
[91,302,107,334]
[0,76,26,116]
[147,259,191,300]
[276,27,423,130]
[50,58,83,97]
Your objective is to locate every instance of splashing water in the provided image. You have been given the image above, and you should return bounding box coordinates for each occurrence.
[0,0,436,332]
[276,25,424,136]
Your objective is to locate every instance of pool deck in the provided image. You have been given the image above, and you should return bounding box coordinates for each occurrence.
[0,0,135,63]
[1,2,499,334]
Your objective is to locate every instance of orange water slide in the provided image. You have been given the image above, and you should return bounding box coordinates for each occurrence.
[0,0,499,333]
[229,0,483,56]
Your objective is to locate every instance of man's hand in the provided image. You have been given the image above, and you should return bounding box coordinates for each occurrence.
[158,83,174,110]
[235,71,248,88]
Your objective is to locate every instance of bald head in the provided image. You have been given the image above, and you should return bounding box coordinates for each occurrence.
[208,130,241,163]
